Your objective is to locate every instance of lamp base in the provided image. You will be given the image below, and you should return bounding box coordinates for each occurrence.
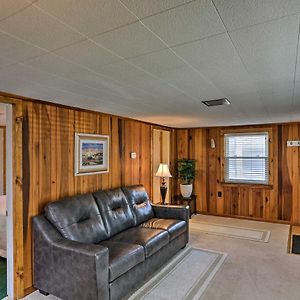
[160,185,168,205]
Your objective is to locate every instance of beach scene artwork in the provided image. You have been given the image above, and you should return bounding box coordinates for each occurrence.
[75,133,109,176]
[82,142,103,166]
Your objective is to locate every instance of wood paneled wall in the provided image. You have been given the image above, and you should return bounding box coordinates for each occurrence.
[175,124,300,224]
[19,101,171,290]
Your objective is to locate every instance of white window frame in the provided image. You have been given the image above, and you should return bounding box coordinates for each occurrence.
[224,132,269,185]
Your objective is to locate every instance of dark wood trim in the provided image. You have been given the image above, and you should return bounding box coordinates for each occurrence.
[0,97,25,299]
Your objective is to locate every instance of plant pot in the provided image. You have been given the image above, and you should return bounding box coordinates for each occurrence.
[180,184,193,198]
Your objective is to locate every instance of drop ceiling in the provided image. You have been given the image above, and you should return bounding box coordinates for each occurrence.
[0,0,300,127]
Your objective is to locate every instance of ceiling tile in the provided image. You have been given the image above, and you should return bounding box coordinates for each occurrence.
[120,0,190,19]
[230,16,298,85]
[54,40,121,71]
[214,0,300,31]
[157,65,223,100]
[125,74,183,100]
[92,21,167,59]
[34,0,137,37]
[0,56,16,68]
[128,48,186,77]
[25,53,87,77]
[0,5,84,51]
[0,32,47,62]
[65,69,125,92]
[142,0,225,47]
[172,33,256,95]
[95,60,149,85]
[0,0,31,21]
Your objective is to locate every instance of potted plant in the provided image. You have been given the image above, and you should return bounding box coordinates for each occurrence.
[177,158,196,198]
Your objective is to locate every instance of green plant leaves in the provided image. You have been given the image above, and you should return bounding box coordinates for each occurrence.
[176,158,196,184]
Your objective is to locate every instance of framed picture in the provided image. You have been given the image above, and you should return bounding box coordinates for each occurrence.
[74,133,109,176]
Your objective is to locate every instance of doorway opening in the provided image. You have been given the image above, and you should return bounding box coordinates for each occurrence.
[152,129,171,204]
[0,103,13,299]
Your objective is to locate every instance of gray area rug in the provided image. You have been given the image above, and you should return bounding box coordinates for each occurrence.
[129,247,227,300]
[190,221,270,242]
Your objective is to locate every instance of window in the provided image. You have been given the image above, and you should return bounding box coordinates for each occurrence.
[224,132,269,184]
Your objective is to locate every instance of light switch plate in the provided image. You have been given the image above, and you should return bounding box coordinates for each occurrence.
[287,141,300,147]
[130,152,137,159]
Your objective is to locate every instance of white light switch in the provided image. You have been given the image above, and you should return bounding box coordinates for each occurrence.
[130,152,137,159]
[287,141,300,147]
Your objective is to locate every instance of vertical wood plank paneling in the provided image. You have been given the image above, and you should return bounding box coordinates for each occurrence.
[50,106,57,201]
[291,124,300,223]
[177,129,189,158]
[57,108,69,199]
[14,101,24,298]
[110,117,121,188]
[140,123,151,195]
[39,105,52,211]
[208,128,218,213]
[23,102,32,290]
[101,115,110,190]
[175,123,300,225]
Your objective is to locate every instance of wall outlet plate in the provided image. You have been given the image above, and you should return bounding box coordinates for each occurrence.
[287,141,300,147]
[130,152,137,159]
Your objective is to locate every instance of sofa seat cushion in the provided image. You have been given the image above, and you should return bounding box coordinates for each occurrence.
[99,241,145,282]
[140,218,186,241]
[111,227,169,258]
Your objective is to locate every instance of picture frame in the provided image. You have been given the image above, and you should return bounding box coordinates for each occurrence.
[74,133,109,176]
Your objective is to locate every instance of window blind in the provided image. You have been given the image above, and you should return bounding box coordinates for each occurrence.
[224,132,269,184]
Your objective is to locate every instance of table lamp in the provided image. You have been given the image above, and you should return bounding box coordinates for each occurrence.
[155,163,172,204]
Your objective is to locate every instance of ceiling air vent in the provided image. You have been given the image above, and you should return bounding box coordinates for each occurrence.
[202,98,230,107]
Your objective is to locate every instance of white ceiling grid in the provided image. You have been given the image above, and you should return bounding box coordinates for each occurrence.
[0,0,299,127]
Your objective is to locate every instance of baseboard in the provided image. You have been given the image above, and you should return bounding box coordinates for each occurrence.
[24,286,36,297]
[196,211,291,225]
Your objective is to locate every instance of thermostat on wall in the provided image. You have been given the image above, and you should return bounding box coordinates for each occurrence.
[287,141,300,147]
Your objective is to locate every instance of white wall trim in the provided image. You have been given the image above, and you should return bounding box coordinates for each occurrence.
[5,104,14,298]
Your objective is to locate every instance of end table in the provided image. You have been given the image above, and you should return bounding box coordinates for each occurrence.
[171,195,197,218]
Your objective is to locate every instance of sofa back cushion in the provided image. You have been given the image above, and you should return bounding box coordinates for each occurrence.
[93,188,135,237]
[122,185,154,226]
[45,193,108,244]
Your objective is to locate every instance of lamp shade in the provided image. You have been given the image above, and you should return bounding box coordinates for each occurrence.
[155,163,172,178]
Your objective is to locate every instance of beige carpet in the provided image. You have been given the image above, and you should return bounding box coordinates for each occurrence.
[190,215,300,300]
[8,215,300,300]
[190,220,270,242]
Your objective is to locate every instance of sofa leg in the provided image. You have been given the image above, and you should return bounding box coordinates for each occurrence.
[39,289,49,296]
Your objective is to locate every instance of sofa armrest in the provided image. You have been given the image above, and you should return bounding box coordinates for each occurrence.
[33,215,109,300]
[151,204,189,244]
[152,204,189,221]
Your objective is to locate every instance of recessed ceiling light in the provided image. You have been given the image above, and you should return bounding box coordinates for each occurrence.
[202,98,231,107]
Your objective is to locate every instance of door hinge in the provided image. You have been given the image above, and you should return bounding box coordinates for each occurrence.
[15,116,24,123]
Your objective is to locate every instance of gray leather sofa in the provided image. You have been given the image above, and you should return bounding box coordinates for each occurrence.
[33,185,189,300]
